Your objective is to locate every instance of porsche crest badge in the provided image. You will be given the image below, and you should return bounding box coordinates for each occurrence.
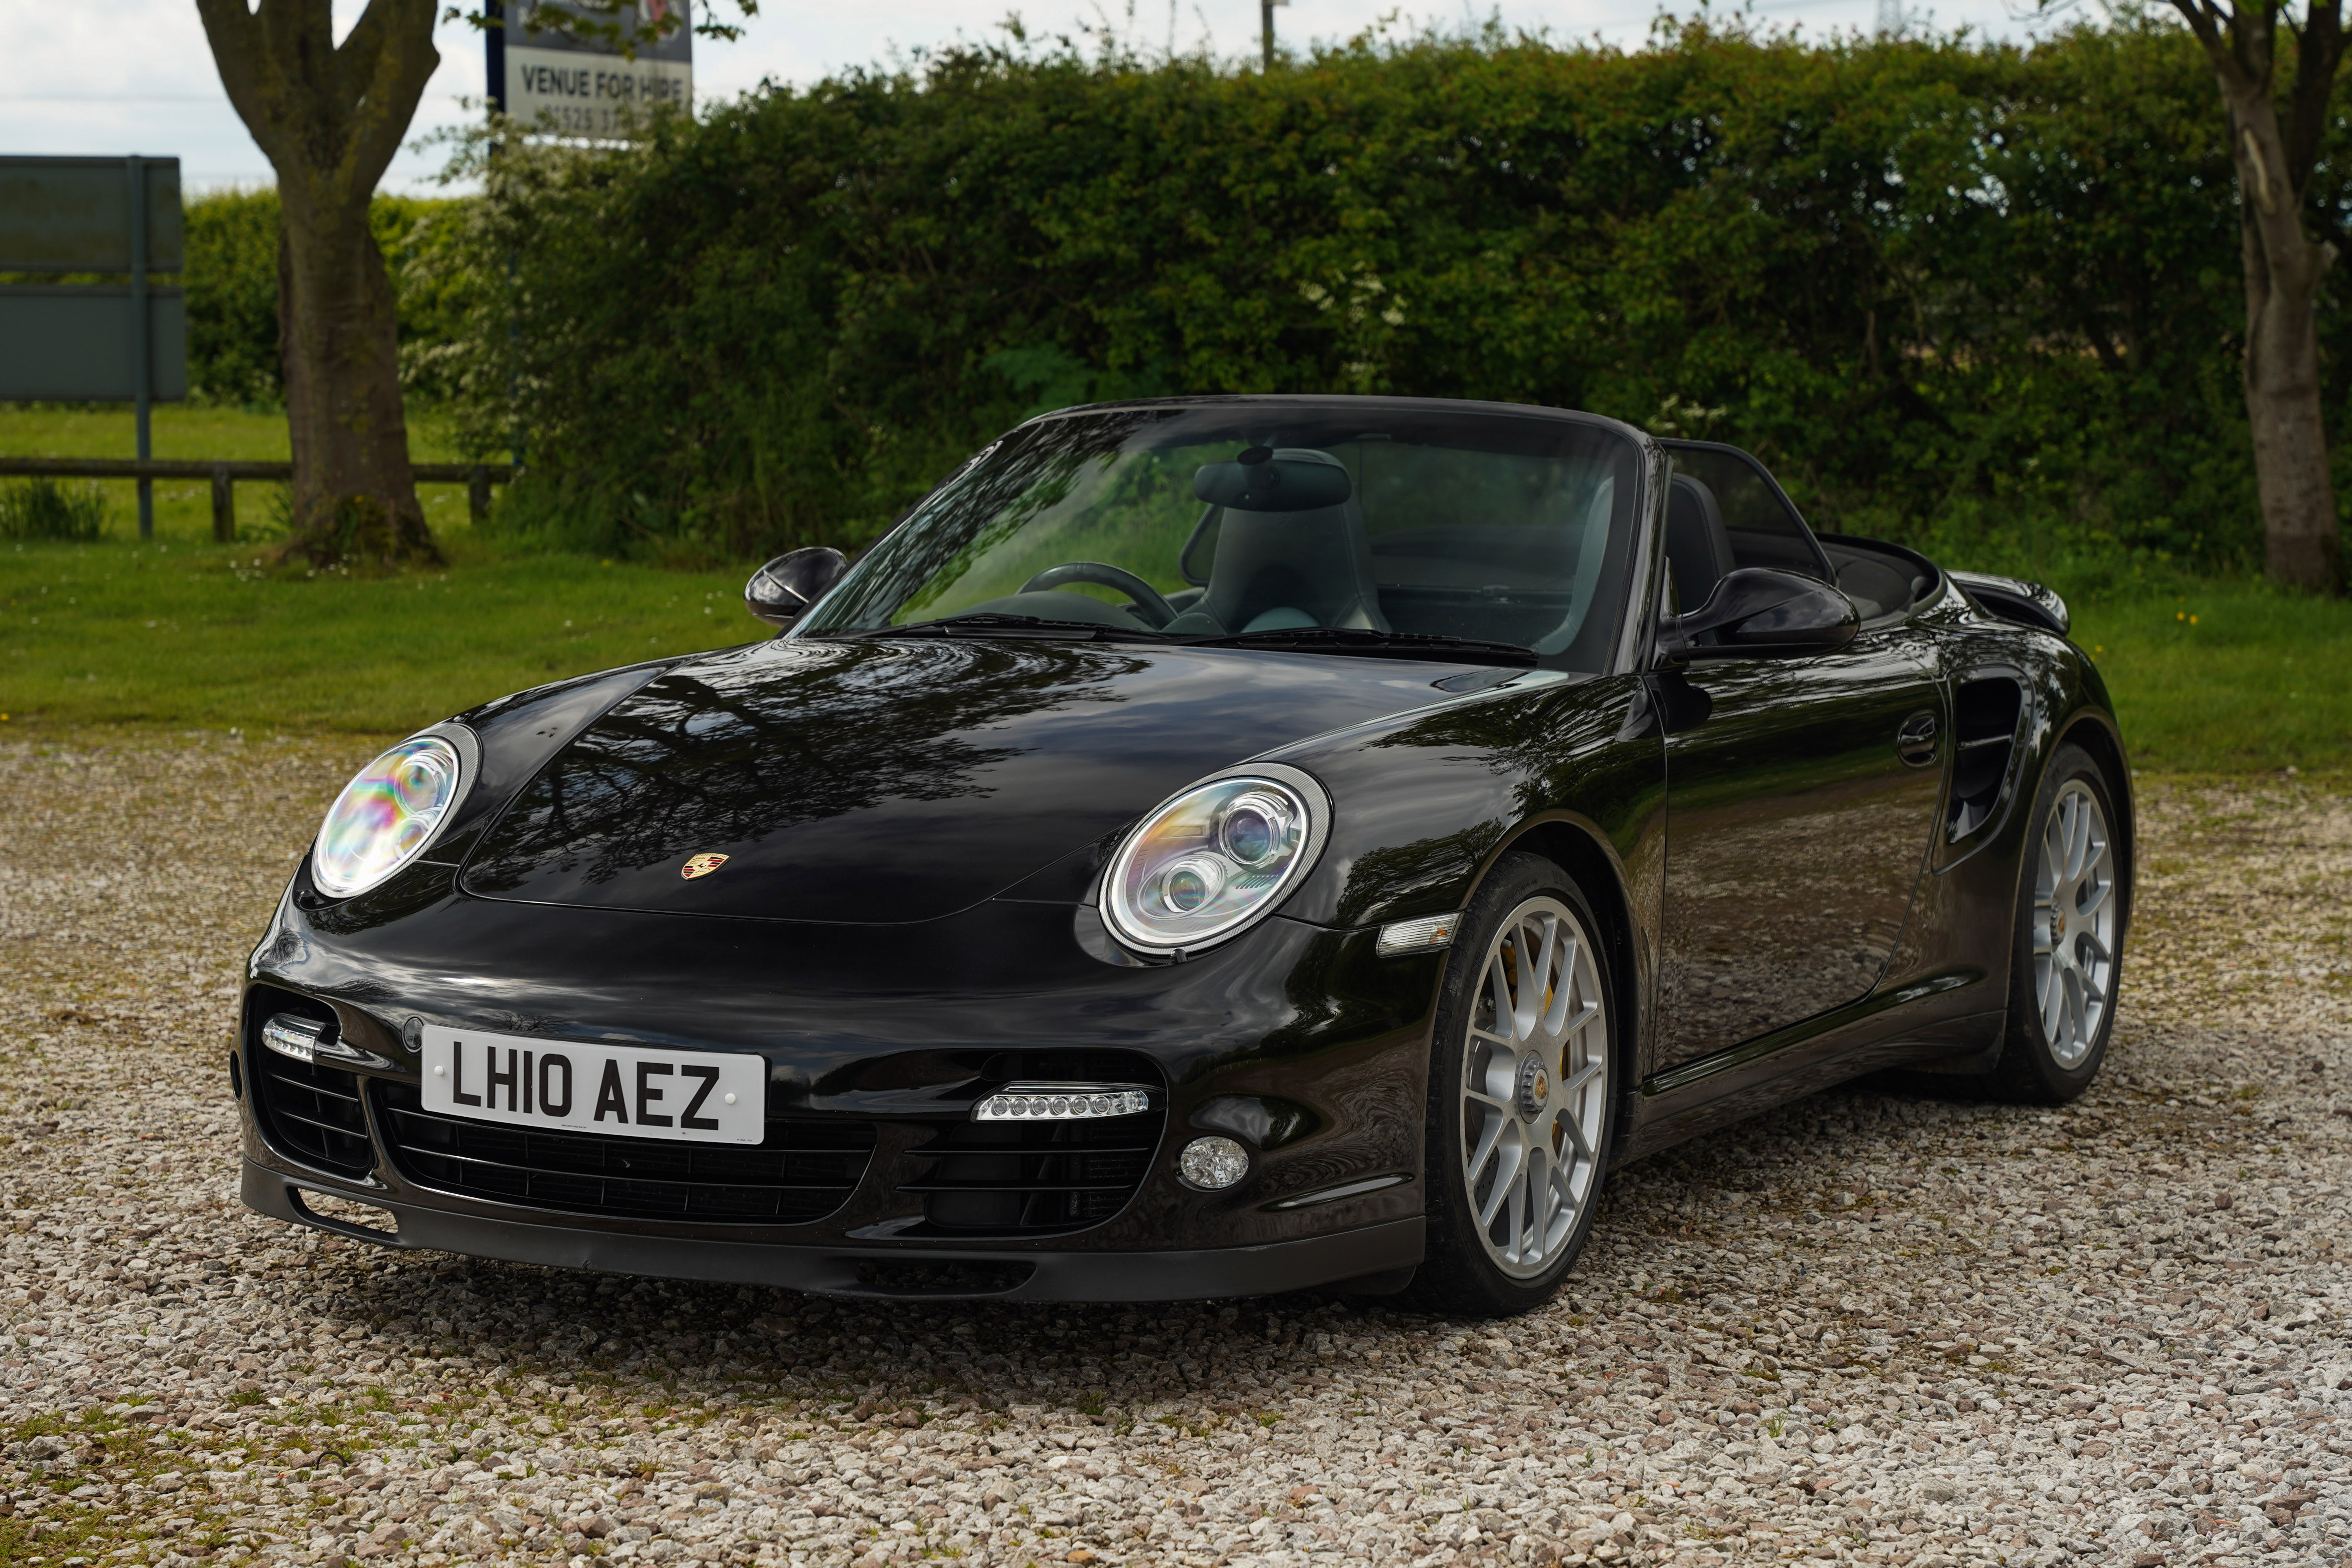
[681,853,730,880]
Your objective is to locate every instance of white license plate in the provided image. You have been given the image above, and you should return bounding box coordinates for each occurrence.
[419,1026,765,1144]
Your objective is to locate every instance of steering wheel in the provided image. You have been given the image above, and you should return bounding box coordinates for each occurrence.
[1017,562,1180,629]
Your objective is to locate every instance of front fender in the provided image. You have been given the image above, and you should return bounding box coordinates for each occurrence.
[1263,672,1665,932]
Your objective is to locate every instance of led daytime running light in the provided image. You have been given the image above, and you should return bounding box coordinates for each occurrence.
[972,1083,1153,1122]
[261,1014,329,1063]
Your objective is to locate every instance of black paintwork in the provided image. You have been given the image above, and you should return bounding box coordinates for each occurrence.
[235,395,2132,1302]
[459,638,1482,924]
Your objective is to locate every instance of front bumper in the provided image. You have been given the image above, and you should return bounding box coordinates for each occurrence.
[244,1160,1422,1301]
[235,887,1444,1300]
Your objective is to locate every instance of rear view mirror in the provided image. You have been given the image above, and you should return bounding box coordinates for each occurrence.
[1661,567,1859,661]
[1193,450,1352,513]
[745,547,848,628]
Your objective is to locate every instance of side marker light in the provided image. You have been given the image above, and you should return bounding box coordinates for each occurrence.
[1376,912,1462,957]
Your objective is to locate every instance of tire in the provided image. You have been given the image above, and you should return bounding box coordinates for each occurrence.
[1411,852,1620,1317]
[1977,741,2127,1104]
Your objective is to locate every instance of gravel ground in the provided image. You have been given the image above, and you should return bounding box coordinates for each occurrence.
[2,732,2348,1568]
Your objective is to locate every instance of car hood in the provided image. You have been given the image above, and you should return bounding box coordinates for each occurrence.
[459,635,1478,923]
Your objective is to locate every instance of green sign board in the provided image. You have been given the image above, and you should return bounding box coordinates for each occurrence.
[0,286,186,400]
[0,155,183,272]
[0,155,187,536]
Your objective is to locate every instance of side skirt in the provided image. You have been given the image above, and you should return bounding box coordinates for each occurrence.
[1615,970,2002,1164]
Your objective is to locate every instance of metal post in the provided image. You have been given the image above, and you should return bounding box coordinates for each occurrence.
[1262,0,1275,70]
[486,0,507,114]
[468,465,491,527]
[128,154,153,540]
[489,1,526,476]
[211,463,235,542]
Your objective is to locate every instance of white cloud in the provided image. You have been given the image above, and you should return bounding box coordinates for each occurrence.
[0,0,2046,198]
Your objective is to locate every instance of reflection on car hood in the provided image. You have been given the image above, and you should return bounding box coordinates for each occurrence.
[460,635,1473,923]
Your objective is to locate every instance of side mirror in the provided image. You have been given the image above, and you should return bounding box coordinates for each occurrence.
[745,547,848,628]
[1660,567,1859,662]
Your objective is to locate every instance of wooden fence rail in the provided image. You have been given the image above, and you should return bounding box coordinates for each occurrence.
[0,457,518,540]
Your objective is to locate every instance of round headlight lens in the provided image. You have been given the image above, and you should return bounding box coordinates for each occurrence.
[1217,790,1293,867]
[1103,773,1324,954]
[311,735,464,898]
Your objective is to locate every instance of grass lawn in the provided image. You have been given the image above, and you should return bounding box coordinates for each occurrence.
[0,402,482,543]
[2071,581,2352,774]
[2,450,2345,766]
[2,538,751,733]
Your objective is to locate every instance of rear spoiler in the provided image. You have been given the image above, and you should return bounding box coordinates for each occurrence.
[1950,571,2069,637]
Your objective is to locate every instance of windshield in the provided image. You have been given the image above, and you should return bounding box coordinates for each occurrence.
[798,402,1645,669]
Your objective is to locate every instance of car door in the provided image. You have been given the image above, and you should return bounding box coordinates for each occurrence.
[1652,444,1947,1071]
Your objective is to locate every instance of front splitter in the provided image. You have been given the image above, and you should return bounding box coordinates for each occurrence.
[242,1160,1423,1302]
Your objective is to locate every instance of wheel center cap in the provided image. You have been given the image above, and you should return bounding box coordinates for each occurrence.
[2052,904,2068,940]
[1516,1056,1551,1120]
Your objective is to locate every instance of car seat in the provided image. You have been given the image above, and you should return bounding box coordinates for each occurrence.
[1163,450,1391,635]
[1664,472,1734,612]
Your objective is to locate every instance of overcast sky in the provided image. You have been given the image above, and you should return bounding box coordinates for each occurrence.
[4,0,2060,197]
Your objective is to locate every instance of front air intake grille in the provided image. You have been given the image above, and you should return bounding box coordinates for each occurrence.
[251,1051,376,1179]
[373,1082,875,1224]
[895,1051,1167,1237]
[899,1113,1162,1234]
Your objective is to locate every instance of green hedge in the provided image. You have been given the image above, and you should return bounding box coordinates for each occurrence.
[433,22,2348,579]
[185,189,475,405]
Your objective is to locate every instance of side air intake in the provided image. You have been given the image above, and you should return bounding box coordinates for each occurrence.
[1948,678,2024,841]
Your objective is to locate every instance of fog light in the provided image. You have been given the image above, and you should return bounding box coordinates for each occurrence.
[973,1082,1152,1122]
[261,1014,331,1063]
[1179,1135,1249,1190]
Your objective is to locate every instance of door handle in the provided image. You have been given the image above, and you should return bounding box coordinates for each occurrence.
[1896,710,1940,767]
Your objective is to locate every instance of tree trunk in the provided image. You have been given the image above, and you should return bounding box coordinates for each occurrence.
[2225,90,2345,591]
[278,196,437,566]
[197,0,443,568]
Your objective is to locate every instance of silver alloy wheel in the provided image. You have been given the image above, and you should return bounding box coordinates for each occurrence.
[2033,780,2118,1068]
[1462,895,1611,1278]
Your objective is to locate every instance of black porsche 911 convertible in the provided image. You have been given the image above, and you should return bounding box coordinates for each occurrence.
[236,395,2129,1315]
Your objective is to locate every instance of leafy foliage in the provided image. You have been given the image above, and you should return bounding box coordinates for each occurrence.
[184,190,477,406]
[418,22,2350,578]
[0,477,108,541]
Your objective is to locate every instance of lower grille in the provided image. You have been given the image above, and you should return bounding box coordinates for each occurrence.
[251,1051,375,1179]
[374,1082,874,1224]
[900,1107,1163,1236]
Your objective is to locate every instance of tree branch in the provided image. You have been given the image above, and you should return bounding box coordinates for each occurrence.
[338,0,442,202]
[198,0,438,222]
[195,0,291,167]
[2284,0,2347,193]
[2169,0,2261,93]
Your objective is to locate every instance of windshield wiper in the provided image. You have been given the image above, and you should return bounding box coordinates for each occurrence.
[838,612,1175,643]
[1180,626,1537,666]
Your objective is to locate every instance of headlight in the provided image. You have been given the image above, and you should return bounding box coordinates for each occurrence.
[1101,766,1329,955]
[311,734,466,898]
